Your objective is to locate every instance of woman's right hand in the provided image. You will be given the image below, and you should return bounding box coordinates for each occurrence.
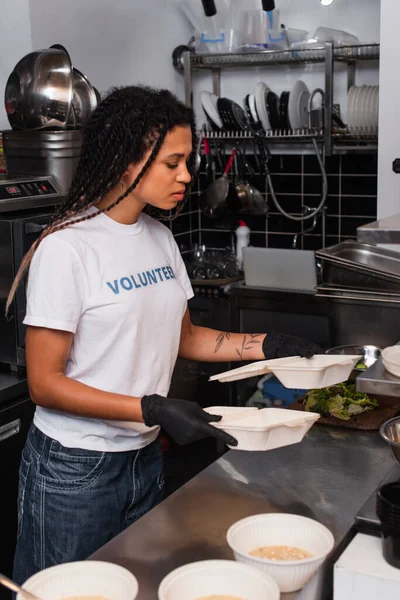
[141,394,238,446]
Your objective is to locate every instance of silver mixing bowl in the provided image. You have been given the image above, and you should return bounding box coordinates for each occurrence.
[326,344,381,370]
[380,417,400,465]
[5,46,73,130]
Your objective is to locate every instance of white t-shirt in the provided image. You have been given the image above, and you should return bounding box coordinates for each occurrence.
[24,208,194,451]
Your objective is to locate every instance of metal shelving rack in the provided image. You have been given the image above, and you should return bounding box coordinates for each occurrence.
[183,42,380,156]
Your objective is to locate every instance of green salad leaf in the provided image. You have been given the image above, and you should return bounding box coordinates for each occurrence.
[304,382,378,420]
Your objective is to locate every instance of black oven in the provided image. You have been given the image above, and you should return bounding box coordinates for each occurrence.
[0,209,55,369]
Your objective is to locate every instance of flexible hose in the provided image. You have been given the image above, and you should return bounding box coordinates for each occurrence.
[266,138,328,222]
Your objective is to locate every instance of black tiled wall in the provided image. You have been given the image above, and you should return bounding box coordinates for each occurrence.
[170,153,377,252]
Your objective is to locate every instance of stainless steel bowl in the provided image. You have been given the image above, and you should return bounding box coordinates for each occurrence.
[326,344,381,370]
[5,46,73,130]
[380,417,400,465]
[68,68,98,128]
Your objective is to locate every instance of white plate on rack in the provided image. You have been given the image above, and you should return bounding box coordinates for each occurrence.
[255,82,271,131]
[288,80,310,129]
[248,93,260,124]
[200,91,223,129]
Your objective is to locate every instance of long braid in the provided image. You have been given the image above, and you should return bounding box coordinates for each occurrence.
[6,85,196,314]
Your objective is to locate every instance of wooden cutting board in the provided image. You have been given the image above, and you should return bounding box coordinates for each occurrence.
[289,395,400,430]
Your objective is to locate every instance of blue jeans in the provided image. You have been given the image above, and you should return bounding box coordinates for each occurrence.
[13,424,164,585]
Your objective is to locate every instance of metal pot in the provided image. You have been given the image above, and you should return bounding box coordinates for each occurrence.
[199,148,238,219]
[380,417,400,466]
[5,46,73,130]
[326,344,382,370]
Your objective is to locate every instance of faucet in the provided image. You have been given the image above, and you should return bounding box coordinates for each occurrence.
[292,207,319,249]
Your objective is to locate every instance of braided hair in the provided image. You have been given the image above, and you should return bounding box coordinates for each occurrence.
[6,85,197,313]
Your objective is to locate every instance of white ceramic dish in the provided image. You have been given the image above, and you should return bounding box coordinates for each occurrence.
[382,346,400,377]
[18,561,139,600]
[248,92,259,124]
[205,406,320,451]
[200,90,223,129]
[158,559,280,600]
[209,354,361,388]
[255,81,271,131]
[227,513,335,593]
[288,80,310,129]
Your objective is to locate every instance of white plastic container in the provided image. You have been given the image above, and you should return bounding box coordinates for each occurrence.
[382,346,400,377]
[227,513,335,593]
[236,220,251,270]
[17,561,139,600]
[158,559,280,600]
[209,354,361,387]
[205,406,320,451]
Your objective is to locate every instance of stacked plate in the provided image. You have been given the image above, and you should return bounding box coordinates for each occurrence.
[347,85,379,131]
[200,79,312,133]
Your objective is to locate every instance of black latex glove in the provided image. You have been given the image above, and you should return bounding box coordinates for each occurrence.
[141,394,238,447]
[262,332,324,360]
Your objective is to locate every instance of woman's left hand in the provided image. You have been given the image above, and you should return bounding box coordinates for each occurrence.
[262,333,324,360]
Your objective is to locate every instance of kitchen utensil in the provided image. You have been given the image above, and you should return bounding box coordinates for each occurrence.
[0,573,43,600]
[316,241,400,291]
[206,406,320,451]
[158,560,280,600]
[255,82,271,131]
[217,97,247,130]
[230,152,268,216]
[209,354,361,387]
[266,90,280,130]
[199,147,237,219]
[291,394,400,431]
[280,91,290,129]
[326,344,381,370]
[200,91,223,130]
[69,67,98,128]
[381,416,400,465]
[288,80,310,130]
[227,513,334,593]
[5,46,73,130]
[376,480,400,568]
[318,259,400,293]
[244,93,262,131]
[243,247,317,291]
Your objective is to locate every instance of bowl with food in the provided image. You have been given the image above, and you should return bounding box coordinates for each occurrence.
[158,559,280,600]
[226,513,335,593]
[17,561,138,600]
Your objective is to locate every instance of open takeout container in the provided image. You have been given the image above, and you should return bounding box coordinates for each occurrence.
[209,354,362,388]
[205,406,320,451]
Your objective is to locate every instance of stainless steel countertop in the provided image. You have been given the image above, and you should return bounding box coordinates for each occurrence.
[357,357,400,396]
[91,426,395,600]
[357,213,400,244]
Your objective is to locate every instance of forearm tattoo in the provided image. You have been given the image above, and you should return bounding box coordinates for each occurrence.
[214,332,263,358]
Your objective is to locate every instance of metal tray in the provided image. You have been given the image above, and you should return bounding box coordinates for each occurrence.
[316,284,400,298]
[316,240,400,279]
[319,256,400,292]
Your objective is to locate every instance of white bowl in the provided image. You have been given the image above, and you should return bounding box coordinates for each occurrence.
[205,407,320,451]
[18,561,139,600]
[158,559,280,600]
[382,346,400,378]
[227,513,335,593]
